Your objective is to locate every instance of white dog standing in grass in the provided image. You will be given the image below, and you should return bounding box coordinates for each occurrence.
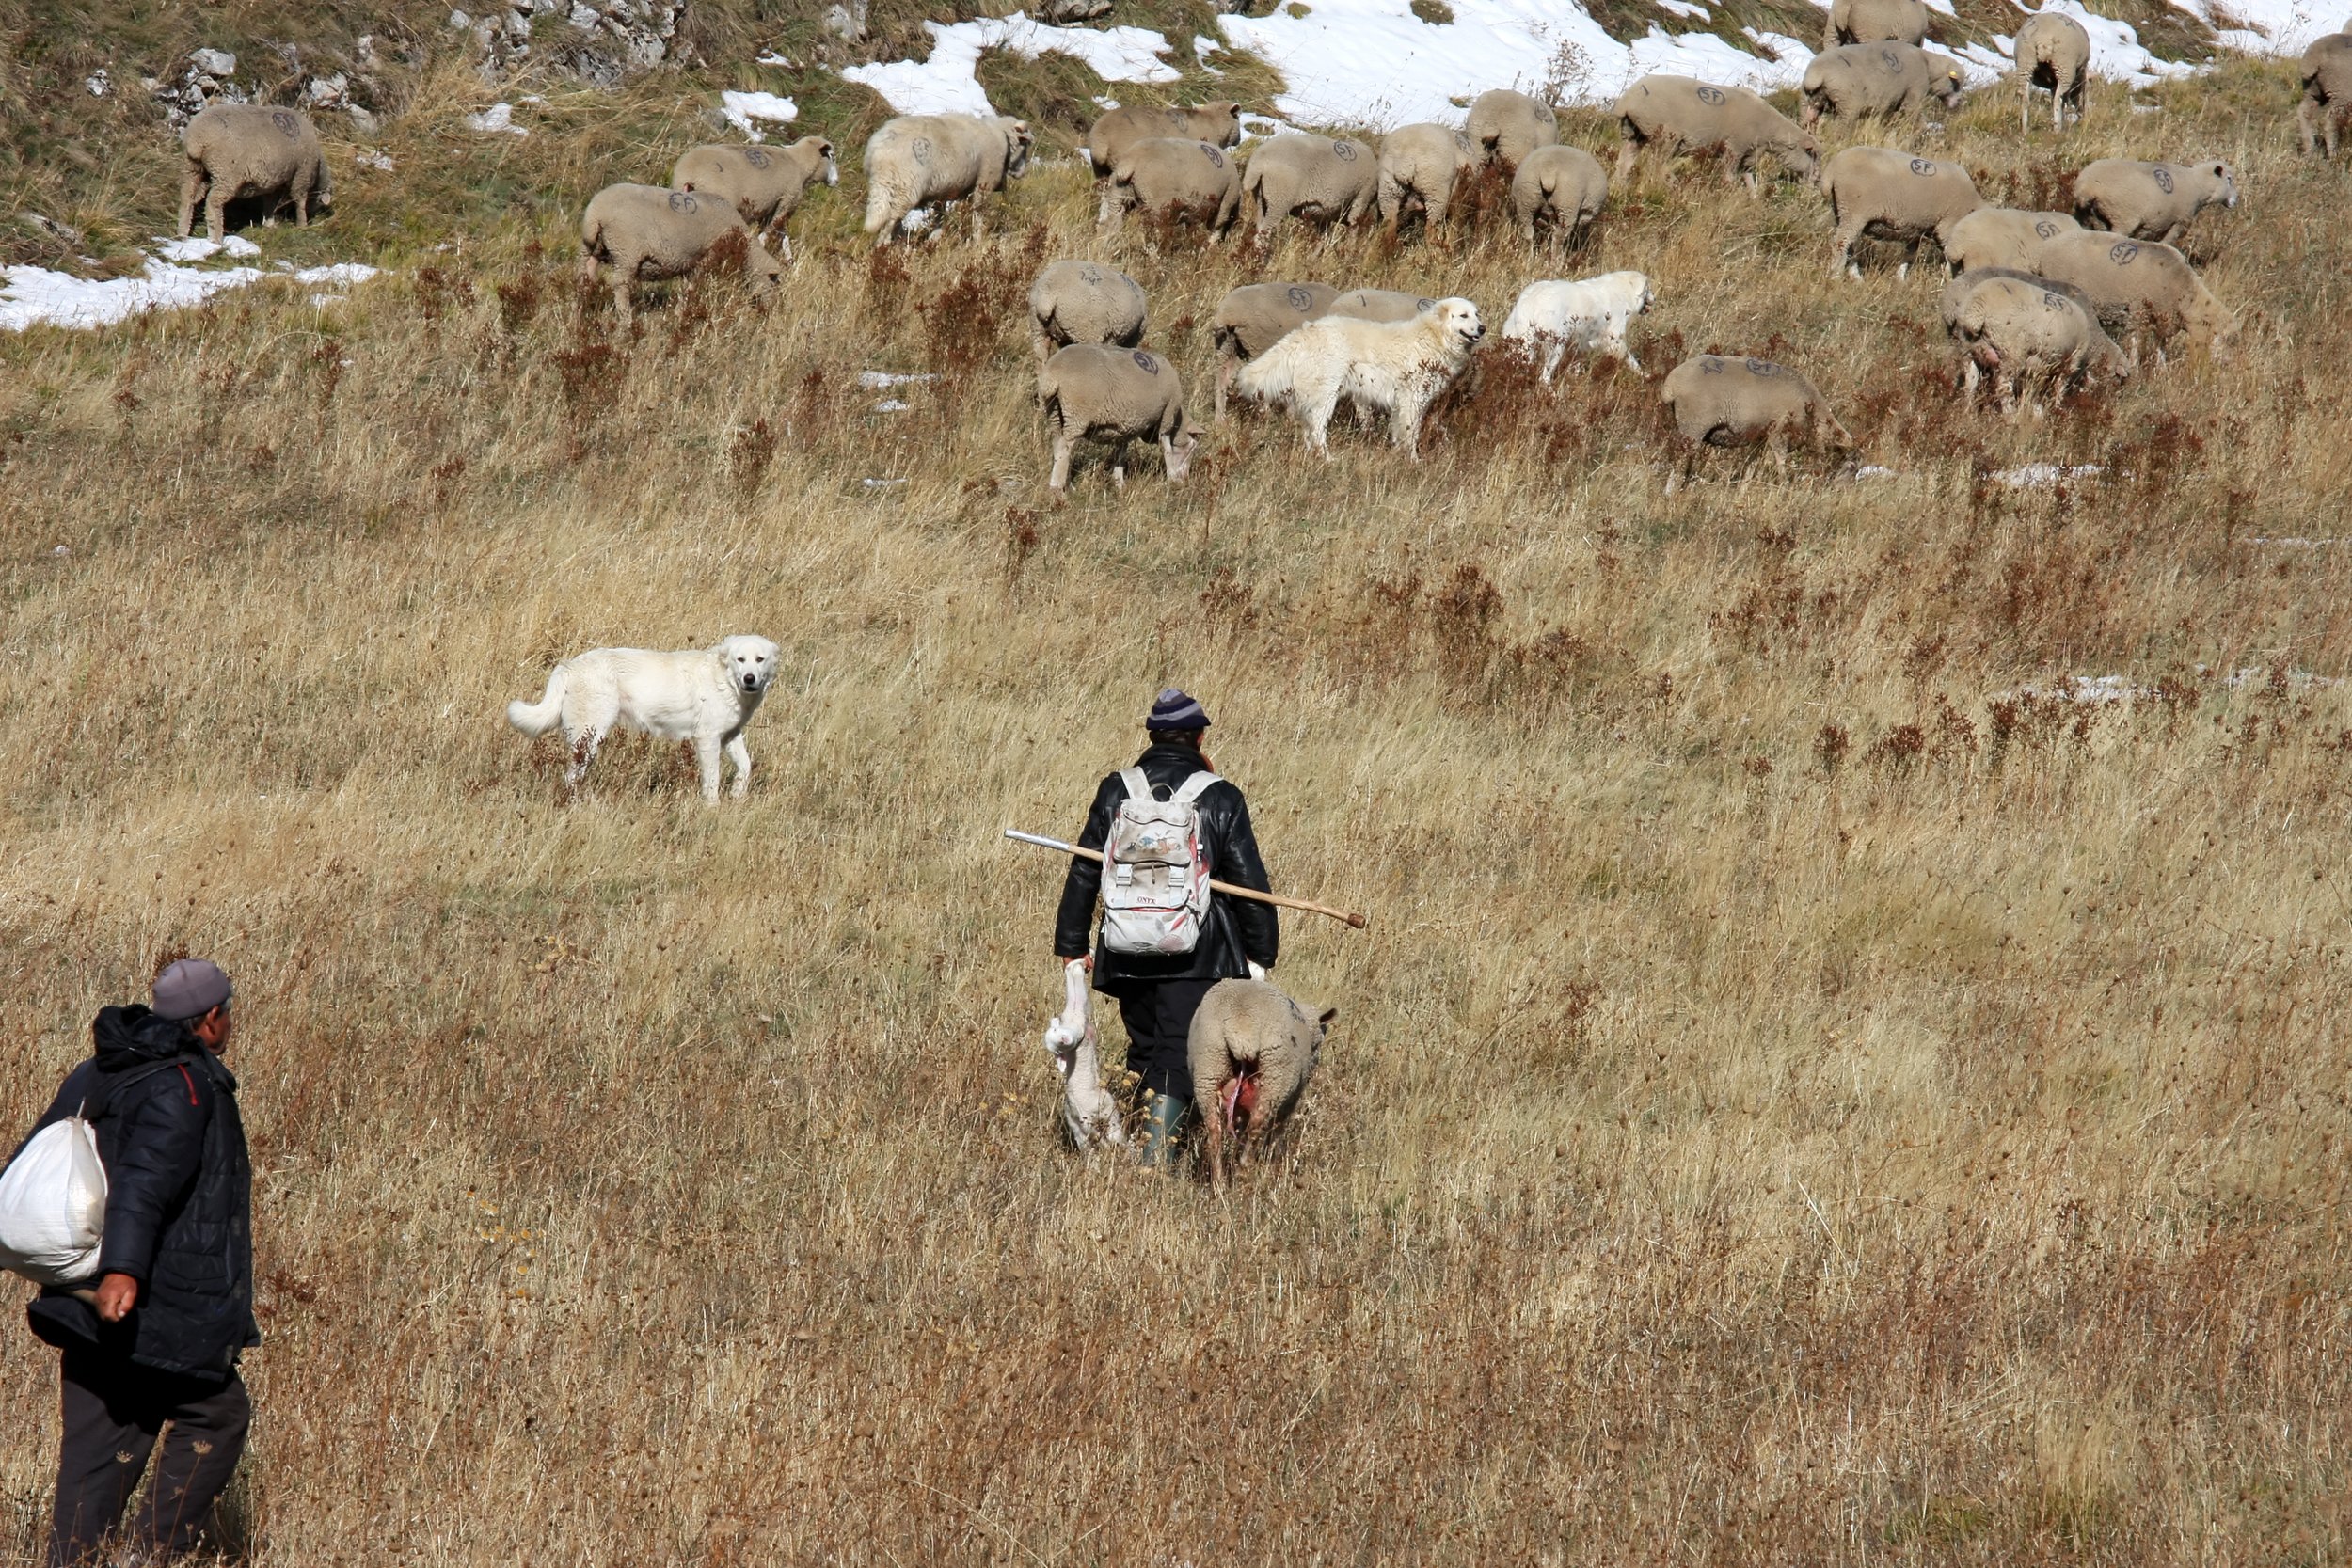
[506,635,779,802]
[1232,295,1485,458]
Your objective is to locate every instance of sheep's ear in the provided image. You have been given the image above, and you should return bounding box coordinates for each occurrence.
[1317,1007,1339,1028]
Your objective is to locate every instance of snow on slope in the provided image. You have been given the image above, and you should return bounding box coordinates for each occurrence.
[2,247,379,332]
[841,0,2350,130]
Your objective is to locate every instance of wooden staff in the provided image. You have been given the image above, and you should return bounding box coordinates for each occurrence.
[1003,829,1368,930]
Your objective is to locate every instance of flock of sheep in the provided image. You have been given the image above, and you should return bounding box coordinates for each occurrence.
[168,16,2352,483]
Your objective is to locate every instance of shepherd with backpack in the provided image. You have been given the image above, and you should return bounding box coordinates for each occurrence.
[1052,689,1279,1167]
[1,958,257,1567]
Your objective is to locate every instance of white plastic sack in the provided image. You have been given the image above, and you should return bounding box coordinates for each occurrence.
[0,1117,108,1284]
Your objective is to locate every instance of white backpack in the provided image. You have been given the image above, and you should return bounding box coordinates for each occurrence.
[1100,767,1219,956]
[0,1115,108,1286]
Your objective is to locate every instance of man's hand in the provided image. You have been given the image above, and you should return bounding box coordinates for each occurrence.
[1059,955,1093,973]
[94,1273,139,1323]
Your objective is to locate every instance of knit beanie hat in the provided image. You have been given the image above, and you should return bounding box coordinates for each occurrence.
[1145,689,1211,730]
[153,958,232,1022]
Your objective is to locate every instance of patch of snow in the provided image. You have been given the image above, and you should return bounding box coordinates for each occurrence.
[857,371,940,388]
[2166,0,2352,55]
[189,48,236,76]
[874,398,912,412]
[844,15,1179,117]
[466,103,529,135]
[1,247,378,332]
[721,89,799,140]
[1657,0,1709,19]
[153,234,260,261]
[1993,462,2102,488]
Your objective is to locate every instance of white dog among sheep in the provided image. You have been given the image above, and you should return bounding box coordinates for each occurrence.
[506,635,779,803]
[1231,296,1485,458]
[1502,272,1654,382]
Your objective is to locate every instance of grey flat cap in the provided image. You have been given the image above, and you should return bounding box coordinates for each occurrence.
[153,958,232,1022]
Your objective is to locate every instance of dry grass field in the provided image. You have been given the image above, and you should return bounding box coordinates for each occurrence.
[5,13,2352,1561]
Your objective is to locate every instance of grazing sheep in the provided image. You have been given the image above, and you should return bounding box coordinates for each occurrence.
[177,104,331,240]
[1028,260,1149,362]
[1613,75,1821,196]
[2032,230,2239,357]
[2302,33,2352,157]
[2073,158,2238,246]
[1210,280,1339,421]
[1801,43,1966,126]
[1327,287,1438,324]
[1043,959,1125,1153]
[1660,356,1851,486]
[1938,265,2099,334]
[578,184,783,321]
[2014,10,2092,132]
[1377,122,1476,232]
[1465,88,1560,169]
[1107,137,1243,241]
[1821,145,1982,277]
[1037,343,1202,492]
[1942,206,2081,274]
[1232,298,1484,458]
[1502,271,1653,380]
[670,138,836,259]
[1824,0,1931,48]
[1947,274,2130,412]
[1186,978,1334,1192]
[862,114,1032,244]
[1088,101,1242,183]
[1242,133,1380,240]
[1511,145,1609,249]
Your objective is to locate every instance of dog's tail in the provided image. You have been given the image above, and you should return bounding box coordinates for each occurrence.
[506,663,568,735]
[1232,331,1301,406]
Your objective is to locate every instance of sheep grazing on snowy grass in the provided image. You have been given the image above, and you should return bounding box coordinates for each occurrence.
[1502,272,1653,381]
[1027,260,1148,362]
[1232,297,1484,459]
[578,184,783,321]
[1824,0,1931,49]
[1511,145,1609,250]
[2014,10,2092,132]
[863,114,1032,245]
[1186,979,1334,1193]
[2072,158,2238,248]
[2304,33,2352,157]
[1660,355,1852,490]
[1464,88,1559,170]
[1037,343,1203,493]
[1377,122,1476,234]
[1946,274,2131,415]
[670,138,837,259]
[1821,146,1982,278]
[1241,133,1379,241]
[1613,75,1820,197]
[1044,960,1125,1153]
[178,103,331,240]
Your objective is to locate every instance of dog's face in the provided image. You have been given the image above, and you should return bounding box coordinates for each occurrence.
[1435,297,1485,351]
[718,635,780,695]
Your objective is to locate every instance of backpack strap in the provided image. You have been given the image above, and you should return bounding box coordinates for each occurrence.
[1117,766,1152,803]
[1171,770,1222,805]
[80,1057,201,1125]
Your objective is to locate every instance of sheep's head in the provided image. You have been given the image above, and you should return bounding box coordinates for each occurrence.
[802,135,840,186]
[1166,418,1206,483]
[1006,119,1035,178]
[2208,161,2238,208]
[1201,100,1243,147]
[1938,69,1965,108]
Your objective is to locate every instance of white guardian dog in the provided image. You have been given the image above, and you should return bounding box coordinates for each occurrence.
[506,635,779,802]
[1502,271,1653,383]
[1232,295,1484,459]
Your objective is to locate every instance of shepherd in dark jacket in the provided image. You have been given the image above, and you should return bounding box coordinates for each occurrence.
[1055,689,1279,1165]
[16,958,257,1567]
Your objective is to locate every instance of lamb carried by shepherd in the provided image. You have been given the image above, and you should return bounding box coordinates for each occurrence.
[1232,296,1485,458]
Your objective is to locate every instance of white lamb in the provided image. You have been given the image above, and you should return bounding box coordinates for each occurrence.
[1231,296,1484,459]
[1043,959,1125,1152]
[1501,271,1653,382]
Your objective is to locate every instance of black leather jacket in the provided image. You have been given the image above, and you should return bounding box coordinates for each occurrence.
[19,1006,257,1382]
[1053,743,1279,989]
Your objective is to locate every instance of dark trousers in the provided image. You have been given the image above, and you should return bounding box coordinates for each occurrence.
[1115,978,1218,1099]
[48,1351,250,1567]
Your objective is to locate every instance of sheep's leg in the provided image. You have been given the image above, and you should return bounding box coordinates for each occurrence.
[178,166,206,239]
[1029,320,1054,363]
[1049,430,1075,492]
[611,278,634,324]
[1160,431,1182,483]
[1613,134,1639,184]
[206,188,230,243]
[1095,181,1117,226]
[1828,223,1858,280]
[1109,436,1130,492]
[724,734,753,799]
[692,736,724,804]
[1215,345,1235,424]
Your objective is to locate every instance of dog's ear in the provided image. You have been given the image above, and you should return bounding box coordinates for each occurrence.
[1317,1006,1339,1029]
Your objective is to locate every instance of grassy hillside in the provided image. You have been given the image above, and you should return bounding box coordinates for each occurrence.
[4,7,2351,1563]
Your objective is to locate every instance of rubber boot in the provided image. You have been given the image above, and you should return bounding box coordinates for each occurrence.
[1137,1091,1192,1170]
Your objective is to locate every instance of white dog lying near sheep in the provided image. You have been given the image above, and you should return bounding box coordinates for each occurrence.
[1233,297,1485,458]
[1187,978,1334,1192]
[1502,271,1653,381]
[506,635,780,802]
